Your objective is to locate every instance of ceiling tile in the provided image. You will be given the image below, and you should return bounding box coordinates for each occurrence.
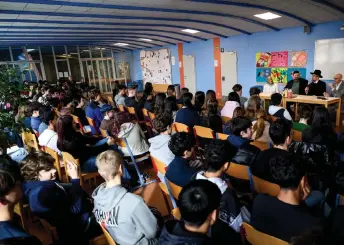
[24,3,61,11]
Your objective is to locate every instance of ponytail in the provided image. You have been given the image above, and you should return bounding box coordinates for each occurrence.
[253,110,267,140]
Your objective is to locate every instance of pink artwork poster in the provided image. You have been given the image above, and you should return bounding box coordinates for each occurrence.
[270,51,288,67]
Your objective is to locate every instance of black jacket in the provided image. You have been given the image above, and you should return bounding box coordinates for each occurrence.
[284,78,308,95]
[308,80,327,96]
[125,96,145,121]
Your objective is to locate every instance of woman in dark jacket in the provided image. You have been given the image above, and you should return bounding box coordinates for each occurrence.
[201,99,222,133]
[194,91,205,116]
[175,92,201,129]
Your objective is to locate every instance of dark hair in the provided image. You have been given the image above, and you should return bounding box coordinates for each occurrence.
[0,237,42,245]
[194,91,205,109]
[269,154,304,189]
[245,95,261,119]
[178,179,221,227]
[20,151,55,181]
[229,116,252,136]
[232,107,245,118]
[62,97,74,107]
[168,132,194,156]
[271,93,282,106]
[249,87,261,96]
[228,92,240,104]
[206,99,218,116]
[89,89,100,100]
[0,158,22,200]
[41,109,55,125]
[293,71,300,75]
[56,115,76,151]
[167,85,175,96]
[165,96,178,116]
[300,104,312,120]
[182,92,194,109]
[205,90,216,105]
[311,106,332,132]
[204,140,235,172]
[27,102,41,115]
[144,82,153,96]
[232,84,242,92]
[269,119,292,145]
[181,88,189,94]
[153,93,167,115]
[152,113,172,134]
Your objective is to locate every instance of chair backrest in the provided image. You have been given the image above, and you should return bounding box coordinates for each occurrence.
[193,126,215,139]
[118,104,125,112]
[250,141,269,151]
[292,129,302,142]
[100,225,117,245]
[221,116,231,124]
[173,122,190,133]
[226,162,250,181]
[62,151,81,182]
[127,107,140,121]
[142,108,149,118]
[71,114,84,134]
[217,133,229,140]
[21,131,39,151]
[150,155,167,175]
[167,179,182,200]
[45,147,62,181]
[243,222,288,245]
[149,112,156,120]
[107,96,115,107]
[253,175,280,197]
[100,128,109,138]
[86,116,99,134]
[177,104,183,109]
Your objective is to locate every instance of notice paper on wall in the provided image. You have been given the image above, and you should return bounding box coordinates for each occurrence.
[58,72,64,78]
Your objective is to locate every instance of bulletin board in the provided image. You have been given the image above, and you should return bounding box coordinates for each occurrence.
[140,48,172,84]
[255,50,307,84]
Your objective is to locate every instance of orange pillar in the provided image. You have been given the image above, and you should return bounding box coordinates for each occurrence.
[178,43,185,88]
[213,38,222,99]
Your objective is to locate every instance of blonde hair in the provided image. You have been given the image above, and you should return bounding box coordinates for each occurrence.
[96,150,122,177]
[253,110,267,140]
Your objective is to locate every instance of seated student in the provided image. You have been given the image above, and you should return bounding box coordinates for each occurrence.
[125,85,144,121]
[293,104,312,132]
[56,115,117,173]
[175,92,201,129]
[93,150,158,245]
[100,107,115,134]
[244,87,261,108]
[158,179,221,245]
[232,84,248,107]
[38,110,61,154]
[201,99,223,133]
[99,97,113,115]
[252,110,271,143]
[195,140,243,244]
[21,151,101,245]
[251,154,320,242]
[166,85,176,99]
[0,158,41,244]
[149,113,175,182]
[143,82,154,111]
[15,105,31,129]
[268,93,292,121]
[152,93,167,115]
[0,132,28,164]
[165,132,200,187]
[245,95,262,121]
[71,97,89,126]
[251,119,293,183]
[194,91,205,115]
[223,107,245,135]
[221,92,240,118]
[28,102,41,132]
[164,96,178,121]
[38,107,52,135]
[85,89,104,131]
[176,87,189,104]
[114,84,127,106]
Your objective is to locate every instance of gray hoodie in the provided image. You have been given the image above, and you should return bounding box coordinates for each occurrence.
[92,184,158,245]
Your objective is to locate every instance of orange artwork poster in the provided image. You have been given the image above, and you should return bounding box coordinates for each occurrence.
[290,51,307,67]
[256,52,272,67]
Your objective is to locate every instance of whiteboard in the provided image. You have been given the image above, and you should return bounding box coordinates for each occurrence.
[314,38,344,79]
[140,48,172,84]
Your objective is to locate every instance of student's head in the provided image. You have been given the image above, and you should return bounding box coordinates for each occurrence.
[62,96,74,108]
[117,84,127,95]
[205,90,216,104]
[232,107,245,118]
[21,151,57,181]
[168,132,194,159]
[228,92,240,104]
[0,158,23,208]
[182,92,194,109]
[164,96,178,115]
[249,87,261,96]
[72,97,85,109]
[112,112,132,136]
[96,150,123,182]
[89,89,101,101]
[152,113,172,135]
[144,82,153,95]
[229,116,252,139]
[181,87,189,95]
[269,119,292,146]
[27,102,41,117]
[271,93,282,106]
[293,71,300,80]
[178,179,221,232]
[153,93,167,115]
[41,109,55,129]
[194,91,205,108]
[206,99,218,116]
[104,108,115,119]
[253,110,268,140]
[167,85,175,97]
[204,140,235,174]
[245,95,261,119]
[270,154,305,192]
[311,106,331,130]
[56,115,76,148]
[300,104,312,122]
[232,84,243,96]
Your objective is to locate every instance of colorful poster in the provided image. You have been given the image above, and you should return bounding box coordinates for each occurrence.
[287,68,307,82]
[290,51,307,67]
[256,52,272,67]
[270,51,288,67]
[271,68,288,83]
[256,68,271,83]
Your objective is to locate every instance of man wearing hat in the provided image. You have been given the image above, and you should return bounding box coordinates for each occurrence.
[305,70,326,96]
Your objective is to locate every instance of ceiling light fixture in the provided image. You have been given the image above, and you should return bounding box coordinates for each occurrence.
[114,43,129,46]
[181,29,200,34]
[139,38,152,42]
[254,12,281,20]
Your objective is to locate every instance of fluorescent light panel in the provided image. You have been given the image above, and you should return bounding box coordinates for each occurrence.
[139,38,152,42]
[254,12,281,20]
[181,29,200,34]
[114,43,129,46]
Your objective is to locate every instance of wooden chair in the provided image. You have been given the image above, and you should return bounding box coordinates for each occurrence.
[149,112,156,120]
[251,141,269,151]
[193,126,215,139]
[173,122,190,133]
[150,156,168,194]
[14,201,30,232]
[62,151,99,188]
[243,222,288,245]
[226,162,250,181]
[252,175,280,197]
[217,133,229,140]
[21,131,39,151]
[127,106,145,124]
[177,104,183,109]
[118,104,125,112]
[292,129,302,142]
[172,208,181,220]
[100,225,117,245]
[86,116,100,135]
[100,128,109,138]
[71,114,85,134]
[107,96,115,107]
[221,116,231,124]
[45,147,63,181]
[166,179,182,201]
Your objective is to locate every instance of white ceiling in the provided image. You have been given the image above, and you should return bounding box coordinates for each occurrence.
[0,0,343,49]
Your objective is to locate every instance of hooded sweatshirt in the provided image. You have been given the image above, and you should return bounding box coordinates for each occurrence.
[38,128,61,154]
[118,122,149,156]
[92,184,158,245]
